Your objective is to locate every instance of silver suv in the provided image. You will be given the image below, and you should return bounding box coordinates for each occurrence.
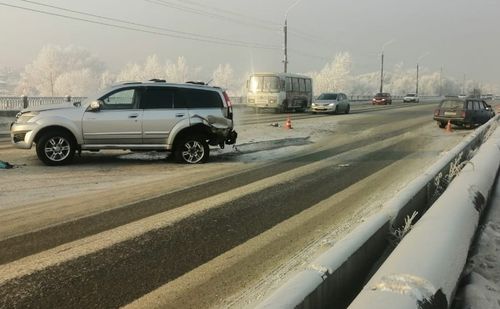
[10,80,237,165]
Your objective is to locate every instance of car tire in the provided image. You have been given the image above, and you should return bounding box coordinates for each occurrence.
[438,121,446,128]
[174,135,209,164]
[36,130,76,166]
[345,104,350,114]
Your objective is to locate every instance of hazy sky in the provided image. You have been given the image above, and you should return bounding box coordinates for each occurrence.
[1,0,499,85]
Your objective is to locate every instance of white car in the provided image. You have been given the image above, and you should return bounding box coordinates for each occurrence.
[403,93,419,103]
[311,93,350,114]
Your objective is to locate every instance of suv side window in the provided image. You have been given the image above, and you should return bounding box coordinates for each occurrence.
[101,88,137,110]
[178,88,223,108]
[140,87,175,109]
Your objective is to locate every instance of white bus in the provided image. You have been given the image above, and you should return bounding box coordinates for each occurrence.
[246,72,313,113]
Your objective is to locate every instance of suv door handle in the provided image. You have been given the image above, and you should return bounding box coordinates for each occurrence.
[175,113,185,117]
[129,113,139,118]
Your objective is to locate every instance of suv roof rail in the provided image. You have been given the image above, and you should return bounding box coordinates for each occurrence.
[149,79,166,83]
[185,81,207,85]
[121,81,142,85]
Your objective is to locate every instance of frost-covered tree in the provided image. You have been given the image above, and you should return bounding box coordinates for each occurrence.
[310,52,352,94]
[116,55,201,84]
[53,69,100,97]
[166,56,201,83]
[212,63,235,92]
[16,45,104,96]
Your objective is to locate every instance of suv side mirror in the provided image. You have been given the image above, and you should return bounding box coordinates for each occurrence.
[89,100,103,112]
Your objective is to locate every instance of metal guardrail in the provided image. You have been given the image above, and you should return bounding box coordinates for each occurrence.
[257,116,498,309]
[349,125,500,308]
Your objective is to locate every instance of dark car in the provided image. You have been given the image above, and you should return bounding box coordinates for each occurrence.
[433,98,495,128]
[372,93,392,105]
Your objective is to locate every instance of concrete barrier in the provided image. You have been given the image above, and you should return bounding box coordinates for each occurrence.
[349,125,500,309]
[256,117,498,309]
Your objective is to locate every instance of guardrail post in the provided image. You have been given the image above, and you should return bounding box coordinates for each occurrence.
[22,95,28,109]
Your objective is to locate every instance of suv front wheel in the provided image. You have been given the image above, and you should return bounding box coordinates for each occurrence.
[174,136,209,164]
[36,130,76,166]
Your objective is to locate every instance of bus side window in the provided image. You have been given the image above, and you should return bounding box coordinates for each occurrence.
[305,79,312,92]
[299,79,306,92]
[292,78,299,91]
[286,78,292,91]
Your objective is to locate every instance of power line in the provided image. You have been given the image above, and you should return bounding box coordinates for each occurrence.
[11,0,278,49]
[144,0,279,32]
[146,0,326,44]
[2,0,329,62]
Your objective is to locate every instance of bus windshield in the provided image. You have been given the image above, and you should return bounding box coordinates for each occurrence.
[249,76,280,93]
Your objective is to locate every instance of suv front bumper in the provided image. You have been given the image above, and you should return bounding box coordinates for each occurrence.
[10,122,35,149]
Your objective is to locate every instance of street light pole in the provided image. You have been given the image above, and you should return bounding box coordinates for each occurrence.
[380,52,384,93]
[283,0,302,73]
[416,63,419,96]
[379,39,394,93]
[283,19,288,73]
[416,52,430,96]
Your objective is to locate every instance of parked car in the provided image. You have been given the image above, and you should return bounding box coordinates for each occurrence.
[311,92,350,114]
[433,98,495,128]
[403,93,419,103]
[10,80,237,165]
[372,93,392,105]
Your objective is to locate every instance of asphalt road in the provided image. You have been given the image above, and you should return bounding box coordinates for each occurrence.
[0,101,470,308]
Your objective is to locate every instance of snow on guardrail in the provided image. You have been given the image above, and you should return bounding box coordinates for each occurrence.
[348,124,500,309]
[256,116,498,309]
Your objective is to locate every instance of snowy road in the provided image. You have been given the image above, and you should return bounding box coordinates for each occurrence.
[0,102,472,308]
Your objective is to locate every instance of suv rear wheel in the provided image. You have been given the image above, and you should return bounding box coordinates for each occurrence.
[36,130,76,166]
[174,136,209,164]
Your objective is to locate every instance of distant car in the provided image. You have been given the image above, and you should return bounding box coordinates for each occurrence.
[433,98,495,128]
[372,93,392,105]
[403,93,419,103]
[311,92,350,114]
[458,94,467,99]
[481,94,494,101]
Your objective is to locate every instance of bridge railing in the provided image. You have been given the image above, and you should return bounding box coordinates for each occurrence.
[0,96,87,111]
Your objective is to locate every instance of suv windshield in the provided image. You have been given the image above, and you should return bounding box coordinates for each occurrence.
[406,94,415,97]
[317,93,338,100]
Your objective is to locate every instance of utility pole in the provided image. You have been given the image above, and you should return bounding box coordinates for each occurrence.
[283,0,302,73]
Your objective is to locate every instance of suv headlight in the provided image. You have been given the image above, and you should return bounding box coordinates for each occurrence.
[16,111,39,123]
